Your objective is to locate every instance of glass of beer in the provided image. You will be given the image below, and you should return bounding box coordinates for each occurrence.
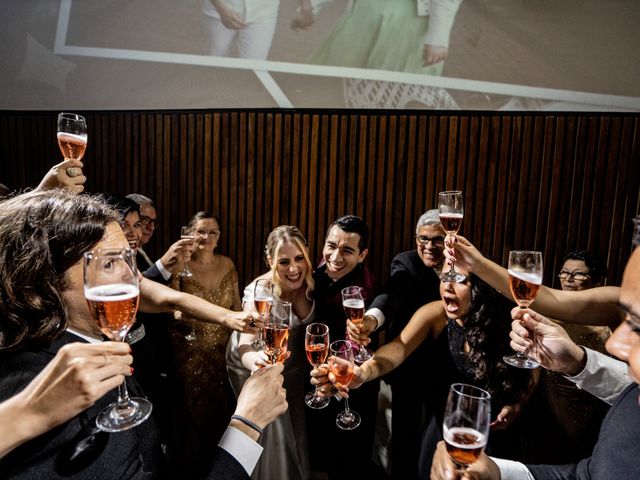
[57,112,87,177]
[264,300,292,364]
[439,190,466,283]
[179,226,195,279]
[443,383,491,470]
[305,323,330,410]
[83,248,152,432]
[503,250,543,368]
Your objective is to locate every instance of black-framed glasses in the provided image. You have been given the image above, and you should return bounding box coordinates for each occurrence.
[416,235,445,247]
[139,215,160,227]
[558,270,590,281]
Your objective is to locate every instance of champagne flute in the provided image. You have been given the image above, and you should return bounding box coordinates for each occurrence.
[503,250,543,369]
[179,226,195,279]
[83,248,152,432]
[443,383,491,471]
[57,112,87,178]
[328,339,361,430]
[341,285,372,364]
[439,190,466,283]
[264,300,291,364]
[305,323,330,410]
[251,278,273,350]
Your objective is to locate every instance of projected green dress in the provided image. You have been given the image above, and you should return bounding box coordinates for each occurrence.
[310,0,461,75]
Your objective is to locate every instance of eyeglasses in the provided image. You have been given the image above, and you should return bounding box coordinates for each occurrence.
[416,235,445,247]
[557,271,590,281]
[195,229,220,237]
[139,215,160,227]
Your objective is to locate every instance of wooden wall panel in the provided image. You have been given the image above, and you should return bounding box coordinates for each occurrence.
[1,110,639,292]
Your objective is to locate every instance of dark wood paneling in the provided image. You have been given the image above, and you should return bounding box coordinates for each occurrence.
[1,110,639,290]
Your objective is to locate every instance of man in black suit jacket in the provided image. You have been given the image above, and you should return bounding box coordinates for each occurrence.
[0,190,285,479]
[362,210,446,479]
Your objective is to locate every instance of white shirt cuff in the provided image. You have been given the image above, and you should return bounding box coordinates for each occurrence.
[493,457,535,480]
[566,347,632,405]
[218,426,263,476]
[155,260,172,281]
[366,308,385,330]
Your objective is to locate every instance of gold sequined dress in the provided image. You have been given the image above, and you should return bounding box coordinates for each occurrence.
[167,268,238,477]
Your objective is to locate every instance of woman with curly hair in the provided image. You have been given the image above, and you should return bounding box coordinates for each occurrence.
[312,263,535,477]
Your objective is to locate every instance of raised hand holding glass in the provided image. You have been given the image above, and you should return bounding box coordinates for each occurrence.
[503,250,543,369]
[83,248,152,432]
[439,190,466,283]
[305,323,330,409]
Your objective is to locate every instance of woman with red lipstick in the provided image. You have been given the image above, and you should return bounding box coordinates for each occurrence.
[312,265,534,477]
[227,225,315,480]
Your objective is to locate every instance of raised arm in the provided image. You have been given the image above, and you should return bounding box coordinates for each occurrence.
[313,300,446,396]
[359,300,446,383]
[139,277,260,333]
[449,235,621,328]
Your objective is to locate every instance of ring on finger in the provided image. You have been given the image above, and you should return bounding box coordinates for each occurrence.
[250,319,257,328]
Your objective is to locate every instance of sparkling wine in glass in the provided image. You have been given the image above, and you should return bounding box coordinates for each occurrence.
[305,323,330,410]
[84,248,152,432]
[179,226,195,280]
[341,286,372,364]
[264,300,291,364]
[443,383,491,471]
[57,112,87,178]
[439,190,466,283]
[503,250,543,369]
[329,339,361,430]
[251,278,273,350]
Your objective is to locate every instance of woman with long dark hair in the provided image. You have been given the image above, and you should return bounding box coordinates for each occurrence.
[313,264,534,477]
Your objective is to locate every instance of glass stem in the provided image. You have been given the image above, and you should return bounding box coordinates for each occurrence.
[344,398,351,415]
[116,380,131,409]
[519,306,532,357]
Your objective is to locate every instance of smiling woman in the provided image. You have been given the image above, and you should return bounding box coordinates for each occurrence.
[226,225,315,480]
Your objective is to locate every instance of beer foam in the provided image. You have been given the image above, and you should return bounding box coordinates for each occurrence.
[444,426,487,448]
[508,270,542,285]
[343,298,365,309]
[85,283,139,301]
[57,131,88,144]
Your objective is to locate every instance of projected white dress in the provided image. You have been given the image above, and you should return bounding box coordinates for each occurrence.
[310,0,462,75]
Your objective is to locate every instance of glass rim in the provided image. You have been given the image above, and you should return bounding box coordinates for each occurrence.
[438,190,463,196]
[83,247,135,260]
[306,322,329,335]
[58,112,86,120]
[341,285,361,295]
[509,250,542,255]
[450,382,491,400]
[329,339,352,353]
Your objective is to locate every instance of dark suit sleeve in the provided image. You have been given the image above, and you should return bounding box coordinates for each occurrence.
[142,263,169,284]
[369,254,417,336]
[205,446,251,480]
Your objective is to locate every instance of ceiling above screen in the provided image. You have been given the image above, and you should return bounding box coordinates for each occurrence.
[2,0,639,111]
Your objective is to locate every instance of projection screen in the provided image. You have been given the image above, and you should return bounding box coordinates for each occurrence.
[2,0,639,111]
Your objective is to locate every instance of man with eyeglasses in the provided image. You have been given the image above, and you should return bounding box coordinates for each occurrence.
[126,193,192,284]
[351,209,446,479]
